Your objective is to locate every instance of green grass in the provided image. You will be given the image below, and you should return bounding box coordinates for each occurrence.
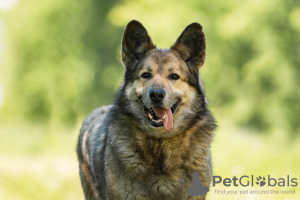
[0,122,84,200]
[0,120,299,200]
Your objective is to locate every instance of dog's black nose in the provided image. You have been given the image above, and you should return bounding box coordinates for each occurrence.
[149,88,165,103]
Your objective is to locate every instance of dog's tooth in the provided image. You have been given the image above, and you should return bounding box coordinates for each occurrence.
[150,117,163,124]
[148,113,153,119]
[162,115,166,120]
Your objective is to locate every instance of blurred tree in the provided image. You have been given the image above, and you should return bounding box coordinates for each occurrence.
[209,0,300,135]
[0,0,123,124]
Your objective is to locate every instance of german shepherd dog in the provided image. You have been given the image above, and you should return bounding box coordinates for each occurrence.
[77,20,216,200]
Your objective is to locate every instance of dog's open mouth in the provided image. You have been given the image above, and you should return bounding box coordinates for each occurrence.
[143,101,179,132]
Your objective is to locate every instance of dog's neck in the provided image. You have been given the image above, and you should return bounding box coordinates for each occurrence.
[130,122,204,173]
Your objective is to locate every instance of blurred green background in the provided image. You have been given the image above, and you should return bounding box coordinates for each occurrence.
[0,0,299,199]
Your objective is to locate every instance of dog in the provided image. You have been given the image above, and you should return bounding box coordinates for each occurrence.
[77,20,216,200]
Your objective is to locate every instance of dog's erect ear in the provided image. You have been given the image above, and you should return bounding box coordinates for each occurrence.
[121,20,155,68]
[171,23,206,69]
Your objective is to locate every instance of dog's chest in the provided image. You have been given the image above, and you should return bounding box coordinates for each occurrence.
[105,140,195,199]
[106,162,185,200]
[104,127,211,199]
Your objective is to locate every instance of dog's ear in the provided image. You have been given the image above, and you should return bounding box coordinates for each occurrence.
[171,23,206,69]
[121,20,155,68]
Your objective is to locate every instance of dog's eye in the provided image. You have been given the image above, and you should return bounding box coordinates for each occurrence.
[141,72,151,79]
[170,74,180,80]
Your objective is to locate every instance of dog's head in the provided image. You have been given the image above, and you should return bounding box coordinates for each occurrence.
[118,20,207,136]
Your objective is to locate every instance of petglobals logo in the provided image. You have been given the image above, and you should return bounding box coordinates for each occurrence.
[212,175,298,187]
[179,172,298,198]
[213,175,298,196]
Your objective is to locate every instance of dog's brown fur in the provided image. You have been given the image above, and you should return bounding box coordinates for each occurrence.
[77,20,216,200]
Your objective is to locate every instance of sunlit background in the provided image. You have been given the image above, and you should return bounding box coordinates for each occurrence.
[0,0,299,199]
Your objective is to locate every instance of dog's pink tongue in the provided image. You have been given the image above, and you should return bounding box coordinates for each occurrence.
[152,107,173,132]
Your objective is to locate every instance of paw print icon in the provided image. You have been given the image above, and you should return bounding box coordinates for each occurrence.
[256,176,266,186]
